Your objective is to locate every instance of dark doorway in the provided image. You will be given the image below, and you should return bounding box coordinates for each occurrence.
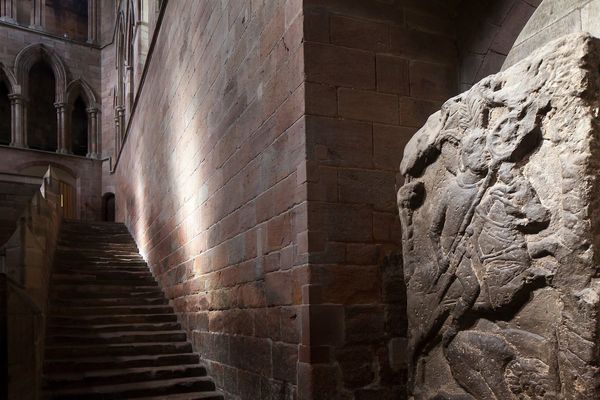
[71,96,88,156]
[0,82,9,146]
[102,193,115,222]
[28,62,57,152]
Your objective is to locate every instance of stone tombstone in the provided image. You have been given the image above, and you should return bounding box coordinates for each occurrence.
[397,33,600,400]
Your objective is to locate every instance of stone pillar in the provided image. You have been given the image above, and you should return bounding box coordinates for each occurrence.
[397,33,600,399]
[0,0,17,22]
[86,107,98,158]
[126,65,134,113]
[30,0,45,30]
[54,102,68,154]
[8,93,25,148]
[87,0,97,44]
[115,106,124,153]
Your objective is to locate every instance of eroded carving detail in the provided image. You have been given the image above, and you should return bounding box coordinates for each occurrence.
[398,34,600,399]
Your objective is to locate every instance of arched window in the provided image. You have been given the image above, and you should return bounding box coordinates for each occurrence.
[0,82,10,145]
[70,96,88,156]
[28,62,57,152]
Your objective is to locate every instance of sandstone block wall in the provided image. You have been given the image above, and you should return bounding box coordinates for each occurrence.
[504,0,600,68]
[457,0,538,91]
[300,1,457,397]
[115,1,305,398]
[0,24,101,96]
[0,22,103,219]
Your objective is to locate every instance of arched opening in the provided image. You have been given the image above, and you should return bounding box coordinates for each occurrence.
[28,62,57,152]
[0,82,10,145]
[102,193,115,222]
[70,96,88,156]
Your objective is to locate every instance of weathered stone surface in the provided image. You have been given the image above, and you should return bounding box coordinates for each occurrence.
[397,33,600,399]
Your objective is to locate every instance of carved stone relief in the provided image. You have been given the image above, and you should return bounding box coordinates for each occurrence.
[397,33,600,399]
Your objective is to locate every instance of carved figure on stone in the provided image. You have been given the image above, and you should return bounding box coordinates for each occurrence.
[397,34,600,399]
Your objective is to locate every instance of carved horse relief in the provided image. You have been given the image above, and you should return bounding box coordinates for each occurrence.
[397,34,600,400]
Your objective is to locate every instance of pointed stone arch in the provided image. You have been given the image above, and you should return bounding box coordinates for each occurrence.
[14,43,68,103]
[0,63,14,146]
[67,78,97,109]
[0,62,23,147]
[66,78,99,158]
[0,62,19,95]
[15,43,70,152]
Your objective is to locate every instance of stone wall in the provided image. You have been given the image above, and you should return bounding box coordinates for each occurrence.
[2,167,63,400]
[114,0,305,398]
[0,23,101,95]
[457,0,538,91]
[44,0,88,42]
[0,179,38,245]
[0,146,102,220]
[300,1,457,398]
[107,0,555,399]
[504,0,600,68]
[0,21,103,219]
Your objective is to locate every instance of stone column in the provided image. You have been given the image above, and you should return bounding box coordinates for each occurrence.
[8,93,25,148]
[0,0,17,22]
[87,0,97,44]
[86,107,98,158]
[126,65,134,113]
[115,106,124,153]
[30,0,45,30]
[54,102,68,154]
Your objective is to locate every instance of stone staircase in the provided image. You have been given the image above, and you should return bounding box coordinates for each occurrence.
[43,221,222,400]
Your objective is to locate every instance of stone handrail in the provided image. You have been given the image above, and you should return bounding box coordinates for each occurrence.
[0,166,64,400]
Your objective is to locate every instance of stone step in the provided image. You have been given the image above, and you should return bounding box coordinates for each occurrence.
[54,266,153,274]
[58,237,136,245]
[57,239,137,247]
[60,221,128,230]
[57,239,137,246]
[47,330,187,345]
[49,313,178,326]
[50,296,168,307]
[51,272,156,284]
[43,376,216,400]
[43,221,218,399]
[134,391,224,400]
[60,226,129,233]
[45,353,200,374]
[55,256,146,263]
[56,260,149,268]
[48,322,182,335]
[49,305,174,316]
[57,236,135,244]
[55,250,144,258]
[51,284,163,297]
[54,263,150,274]
[44,364,207,390]
[45,342,193,359]
[51,290,164,301]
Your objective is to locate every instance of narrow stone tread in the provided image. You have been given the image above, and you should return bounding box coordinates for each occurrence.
[45,364,207,389]
[45,353,201,373]
[44,376,216,400]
